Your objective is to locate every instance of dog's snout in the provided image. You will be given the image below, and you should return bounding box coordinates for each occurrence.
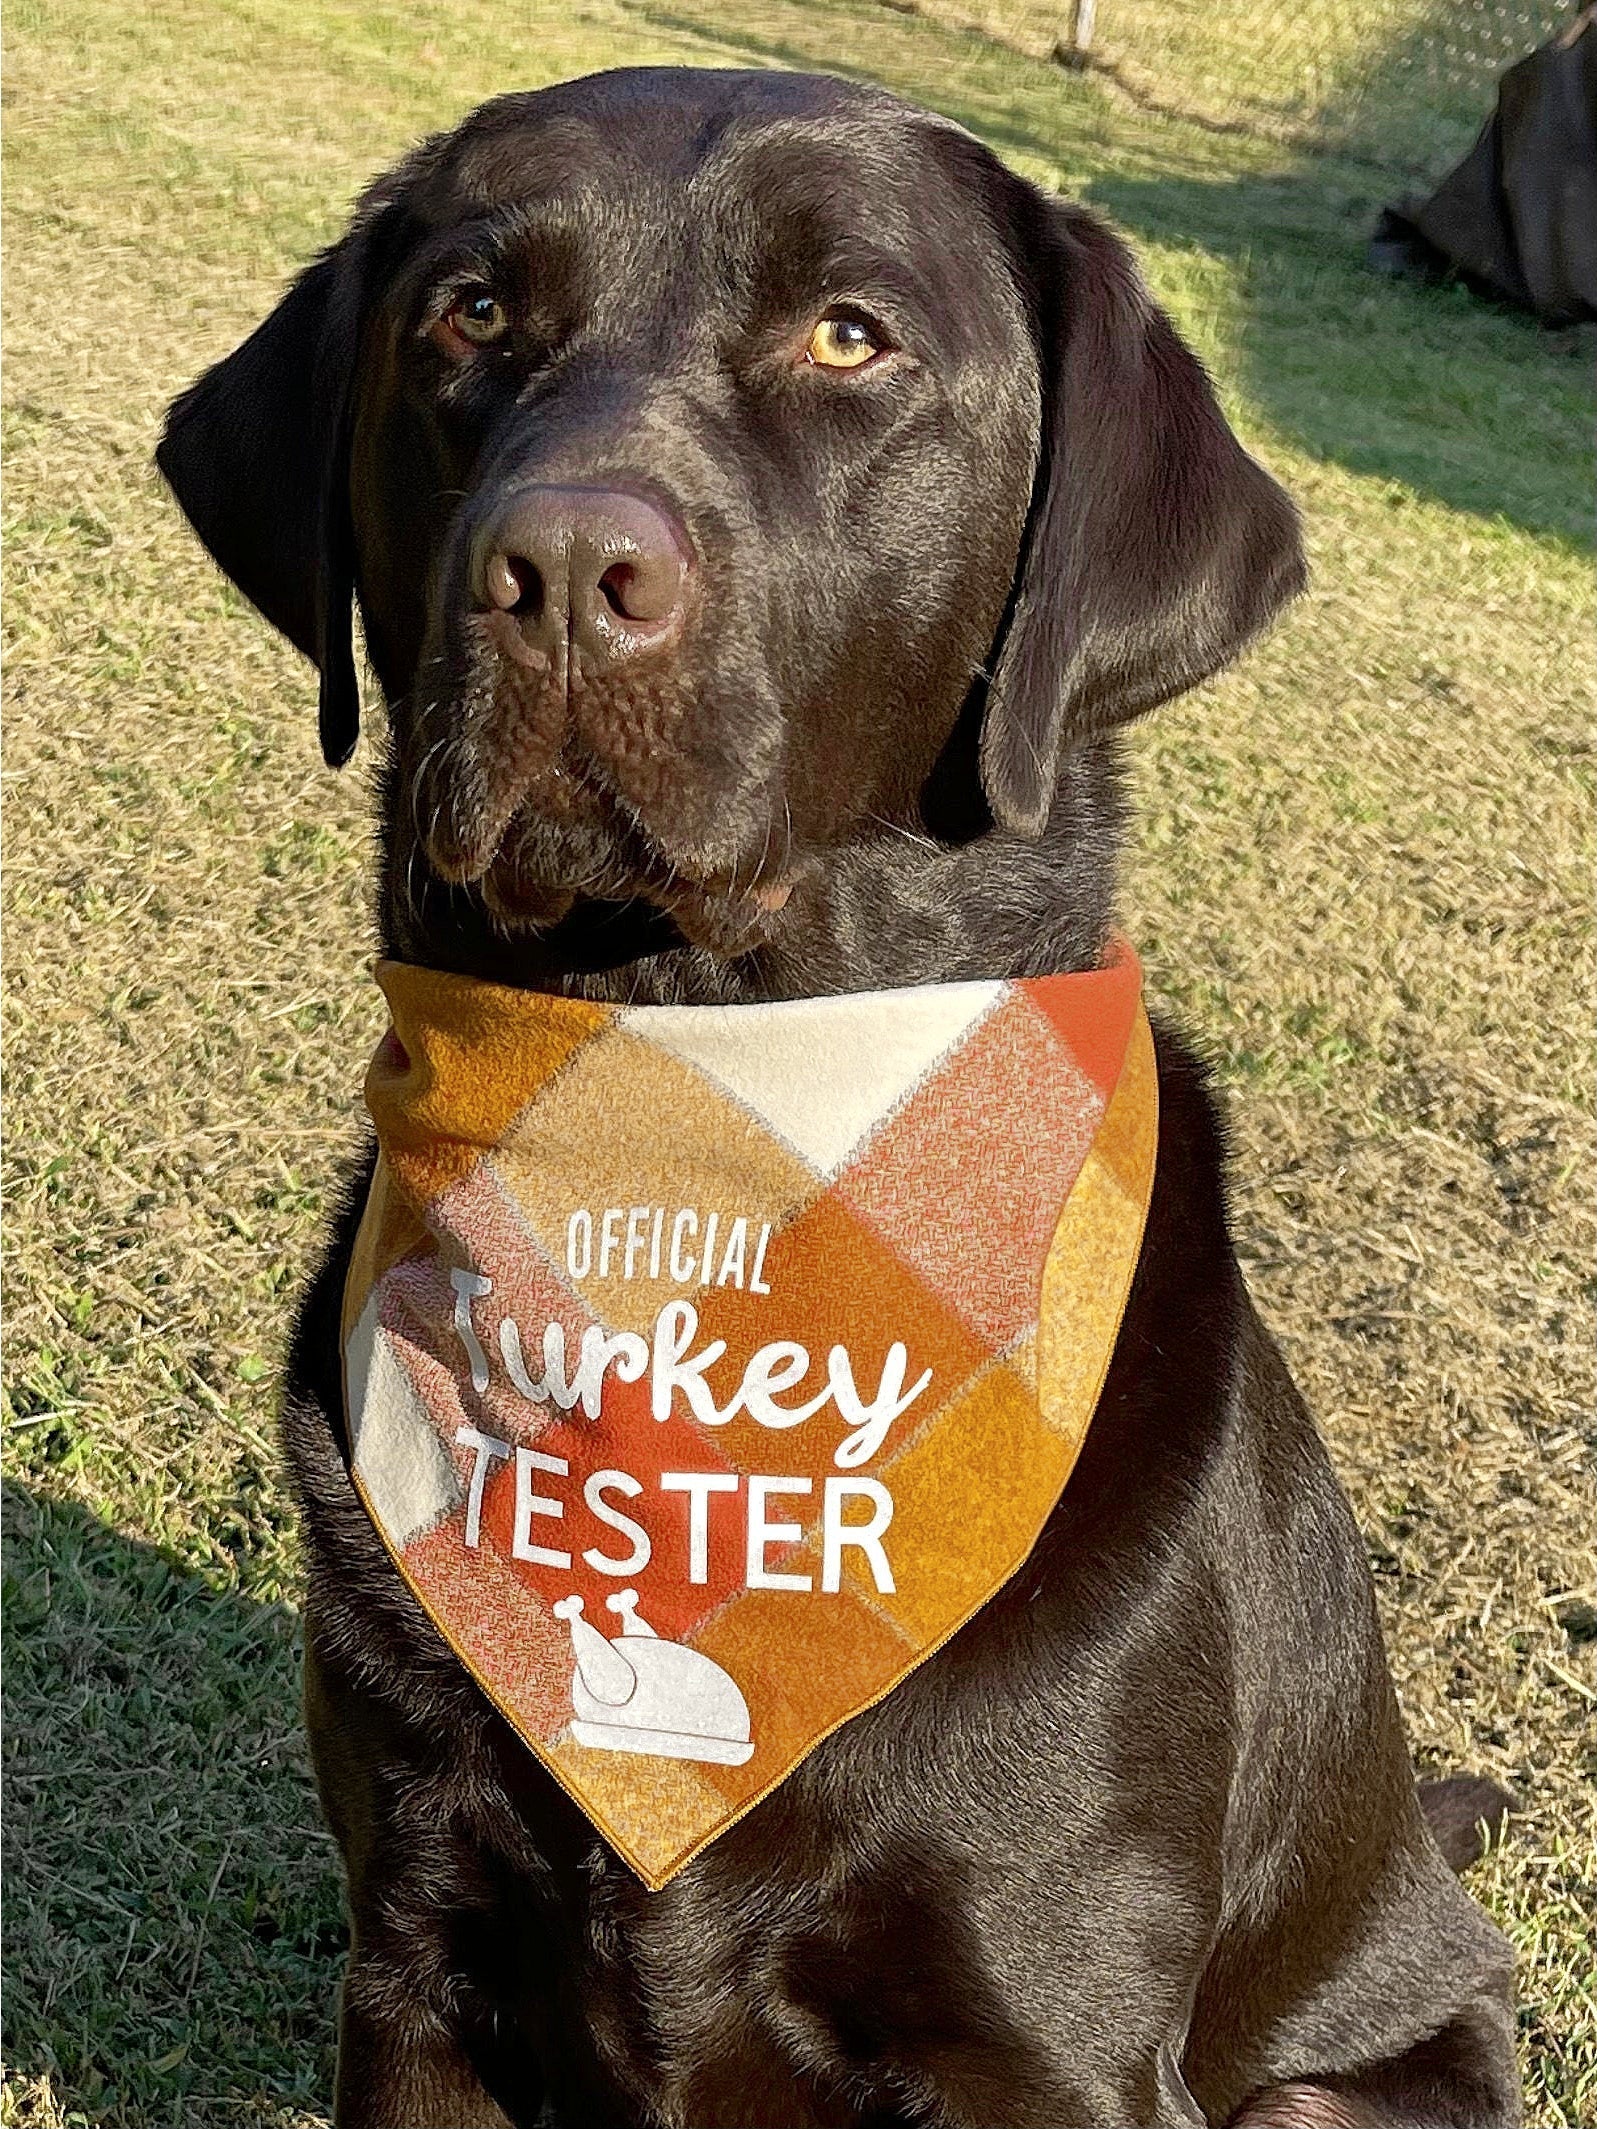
[475,487,691,670]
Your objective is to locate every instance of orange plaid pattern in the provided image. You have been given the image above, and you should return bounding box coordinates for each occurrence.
[342,944,1157,1888]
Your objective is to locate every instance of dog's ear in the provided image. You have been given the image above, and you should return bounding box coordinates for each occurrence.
[156,229,376,768]
[981,197,1305,837]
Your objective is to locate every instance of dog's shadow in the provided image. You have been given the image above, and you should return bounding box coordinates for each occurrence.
[634,0,1589,550]
[2,1481,343,2124]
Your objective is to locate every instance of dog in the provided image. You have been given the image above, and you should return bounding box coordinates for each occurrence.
[158,67,1520,2129]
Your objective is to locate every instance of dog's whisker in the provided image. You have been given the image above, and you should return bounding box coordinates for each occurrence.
[408,730,451,841]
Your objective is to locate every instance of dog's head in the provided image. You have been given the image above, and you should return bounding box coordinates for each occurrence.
[159,68,1302,968]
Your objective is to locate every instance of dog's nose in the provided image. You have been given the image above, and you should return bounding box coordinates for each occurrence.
[475,487,691,670]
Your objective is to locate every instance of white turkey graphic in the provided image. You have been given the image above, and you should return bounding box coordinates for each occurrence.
[553,1590,755,1767]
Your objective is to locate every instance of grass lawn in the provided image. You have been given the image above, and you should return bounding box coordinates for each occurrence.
[2,1,1592,2123]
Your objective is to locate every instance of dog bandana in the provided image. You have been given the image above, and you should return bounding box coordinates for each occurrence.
[342,941,1157,1888]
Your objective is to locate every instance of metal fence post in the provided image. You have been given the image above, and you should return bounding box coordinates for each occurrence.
[1056,0,1097,69]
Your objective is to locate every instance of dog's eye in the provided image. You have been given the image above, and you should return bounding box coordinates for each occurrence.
[802,311,885,371]
[443,292,509,348]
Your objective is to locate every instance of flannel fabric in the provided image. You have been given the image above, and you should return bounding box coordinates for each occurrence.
[342,942,1157,1888]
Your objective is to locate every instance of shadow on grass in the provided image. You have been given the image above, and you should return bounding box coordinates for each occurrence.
[634,0,1592,549]
[1,1483,342,2127]
[1080,168,1592,548]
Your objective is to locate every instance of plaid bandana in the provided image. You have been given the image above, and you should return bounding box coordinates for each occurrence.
[342,942,1156,1888]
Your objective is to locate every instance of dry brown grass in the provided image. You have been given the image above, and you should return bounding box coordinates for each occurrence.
[3,0,1593,2123]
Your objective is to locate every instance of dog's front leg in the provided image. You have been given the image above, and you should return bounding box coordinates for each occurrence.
[334,1959,518,2129]
[303,1635,538,2129]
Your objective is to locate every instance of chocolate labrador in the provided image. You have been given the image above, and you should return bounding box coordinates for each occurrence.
[157,67,1520,2129]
